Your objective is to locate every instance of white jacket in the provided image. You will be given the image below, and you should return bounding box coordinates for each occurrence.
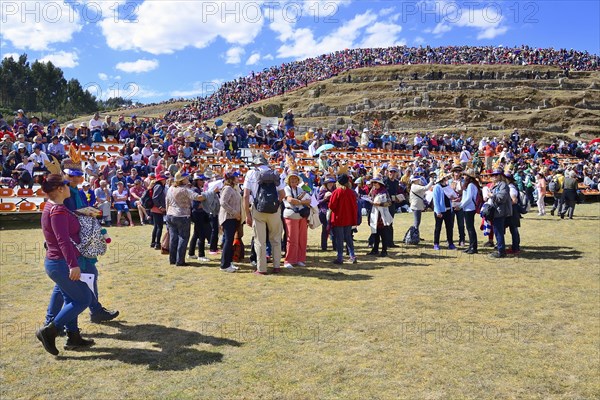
[369,193,393,232]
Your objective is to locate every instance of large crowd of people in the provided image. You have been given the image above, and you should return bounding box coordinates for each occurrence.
[2,45,598,357]
[160,45,598,123]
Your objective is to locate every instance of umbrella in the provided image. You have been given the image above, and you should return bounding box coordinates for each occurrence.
[589,138,600,145]
[315,144,334,155]
[214,118,223,127]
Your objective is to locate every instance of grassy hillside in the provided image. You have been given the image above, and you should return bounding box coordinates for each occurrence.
[70,65,600,142]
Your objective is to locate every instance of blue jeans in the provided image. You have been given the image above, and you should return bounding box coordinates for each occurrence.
[332,226,355,261]
[45,256,102,325]
[492,216,506,255]
[167,216,191,264]
[44,258,92,331]
[221,219,239,269]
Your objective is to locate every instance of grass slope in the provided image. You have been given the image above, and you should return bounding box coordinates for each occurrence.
[1,203,599,399]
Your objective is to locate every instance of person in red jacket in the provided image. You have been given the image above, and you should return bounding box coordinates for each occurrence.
[328,174,358,264]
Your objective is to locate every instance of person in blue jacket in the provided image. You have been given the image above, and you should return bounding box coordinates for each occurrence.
[432,172,456,250]
[459,169,480,254]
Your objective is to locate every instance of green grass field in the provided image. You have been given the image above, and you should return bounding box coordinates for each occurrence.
[1,204,599,400]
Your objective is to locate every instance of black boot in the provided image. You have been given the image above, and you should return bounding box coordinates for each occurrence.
[90,307,119,323]
[64,330,95,350]
[36,322,59,356]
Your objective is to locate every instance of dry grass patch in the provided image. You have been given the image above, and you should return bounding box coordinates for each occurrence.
[1,203,599,399]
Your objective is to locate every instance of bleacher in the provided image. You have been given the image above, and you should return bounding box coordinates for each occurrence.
[1,141,598,218]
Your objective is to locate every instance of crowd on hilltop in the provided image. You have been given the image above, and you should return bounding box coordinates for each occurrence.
[162,45,599,123]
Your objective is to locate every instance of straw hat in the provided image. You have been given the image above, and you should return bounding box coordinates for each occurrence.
[463,169,478,179]
[174,170,190,183]
[436,173,451,184]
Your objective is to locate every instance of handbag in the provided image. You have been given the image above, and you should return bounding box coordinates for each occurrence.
[297,206,310,218]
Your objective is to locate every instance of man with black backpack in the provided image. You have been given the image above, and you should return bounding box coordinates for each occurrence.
[243,155,286,275]
[549,169,565,216]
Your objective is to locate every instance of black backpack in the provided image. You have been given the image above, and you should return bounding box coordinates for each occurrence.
[404,226,420,245]
[253,169,281,214]
[141,188,154,209]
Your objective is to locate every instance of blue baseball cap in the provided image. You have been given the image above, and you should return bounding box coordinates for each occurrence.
[64,169,84,177]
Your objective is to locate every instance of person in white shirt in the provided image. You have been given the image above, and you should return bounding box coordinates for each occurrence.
[89,113,103,140]
[459,146,472,167]
[243,155,285,275]
[141,142,153,158]
[31,144,50,172]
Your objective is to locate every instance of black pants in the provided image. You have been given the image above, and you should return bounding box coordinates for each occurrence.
[388,205,396,245]
[209,215,219,252]
[464,210,477,251]
[372,225,392,253]
[434,210,454,245]
[319,211,329,250]
[221,219,239,269]
[454,209,465,243]
[151,211,164,246]
[189,217,211,257]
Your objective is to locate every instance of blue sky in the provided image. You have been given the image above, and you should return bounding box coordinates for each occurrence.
[1,0,598,104]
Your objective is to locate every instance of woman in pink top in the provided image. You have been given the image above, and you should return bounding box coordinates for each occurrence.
[36,175,94,356]
[535,172,547,216]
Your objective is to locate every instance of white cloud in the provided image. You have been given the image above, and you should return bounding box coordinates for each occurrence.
[414,36,426,45]
[170,79,224,98]
[225,47,245,64]
[272,10,379,60]
[424,1,508,39]
[357,22,404,49]
[2,53,20,61]
[246,53,261,65]
[263,53,274,60]
[115,59,159,73]
[98,73,108,81]
[0,2,82,51]
[38,51,79,68]
[99,1,264,55]
[378,7,395,17]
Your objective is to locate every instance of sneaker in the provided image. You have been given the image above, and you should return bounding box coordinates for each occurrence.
[465,249,478,254]
[489,252,506,258]
[90,307,119,323]
[188,255,198,259]
[368,250,379,256]
[221,266,236,273]
[349,256,357,264]
[448,244,457,250]
[129,223,135,227]
[176,262,189,267]
[458,241,465,247]
[283,263,294,269]
[297,262,305,267]
[378,252,388,257]
[483,242,495,248]
[332,259,343,265]
[230,264,239,270]
[433,244,440,251]
[150,243,156,248]
[198,257,210,262]
[209,251,220,255]
[550,209,555,216]
[506,249,521,255]
[251,261,257,268]
[254,270,267,275]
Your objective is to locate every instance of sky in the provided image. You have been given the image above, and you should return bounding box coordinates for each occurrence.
[1,0,599,104]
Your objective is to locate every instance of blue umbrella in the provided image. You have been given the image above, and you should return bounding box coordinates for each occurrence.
[215,118,223,127]
[315,144,334,155]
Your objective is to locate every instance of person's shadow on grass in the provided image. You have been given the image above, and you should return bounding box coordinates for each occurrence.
[58,321,241,371]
